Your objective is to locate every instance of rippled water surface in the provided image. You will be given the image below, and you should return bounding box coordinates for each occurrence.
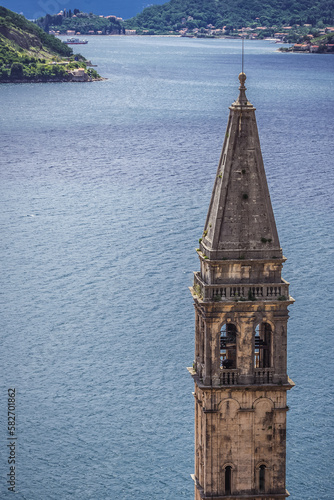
[0,37,333,499]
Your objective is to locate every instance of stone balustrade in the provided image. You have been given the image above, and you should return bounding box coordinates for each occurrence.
[220,369,239,385]
[254,368,274,384]
[219,368,275,385]
[193,272,289,302]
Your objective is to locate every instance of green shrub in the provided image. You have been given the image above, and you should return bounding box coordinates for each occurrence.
[10,62,23,78]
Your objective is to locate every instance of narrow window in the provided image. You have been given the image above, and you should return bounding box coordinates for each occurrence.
[225,466,232,494]
[220,324,237,369]
[259,465,266,492]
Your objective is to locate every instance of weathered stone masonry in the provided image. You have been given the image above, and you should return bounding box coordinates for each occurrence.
[188,73,294,500]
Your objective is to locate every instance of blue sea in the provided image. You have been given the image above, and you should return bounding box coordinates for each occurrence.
[0,37,333,499]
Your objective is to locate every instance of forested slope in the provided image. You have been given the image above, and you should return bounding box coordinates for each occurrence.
[124,0,334,31]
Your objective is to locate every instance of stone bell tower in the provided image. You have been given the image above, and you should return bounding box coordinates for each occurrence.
[188,73,294,500]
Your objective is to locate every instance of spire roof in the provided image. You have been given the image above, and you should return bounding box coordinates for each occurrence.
[200,74,282,260]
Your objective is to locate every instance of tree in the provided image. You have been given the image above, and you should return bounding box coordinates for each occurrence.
[10,62,23,78]
[0,67,10,80]
[186,19,198,30]
[224,25,234,35]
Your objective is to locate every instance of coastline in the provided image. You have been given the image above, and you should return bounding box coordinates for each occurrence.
[0,76,106,83]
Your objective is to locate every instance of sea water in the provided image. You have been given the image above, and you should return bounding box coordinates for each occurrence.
[0,37,333,499]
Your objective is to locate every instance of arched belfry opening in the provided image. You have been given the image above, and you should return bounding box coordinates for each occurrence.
[188,72,294,500]
[254,322,272,369]
[220,323,237,369]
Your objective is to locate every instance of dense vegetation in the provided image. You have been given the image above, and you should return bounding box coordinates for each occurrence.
[0,6,72,56]
[123,0,334,32]
[37,9,123,35]
[0,7,100,82]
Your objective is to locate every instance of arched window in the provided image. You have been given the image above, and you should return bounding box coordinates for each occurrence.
[254,323,272,368]
[220,324,237,369]
[259,465,266,492]
[225,465,232,494]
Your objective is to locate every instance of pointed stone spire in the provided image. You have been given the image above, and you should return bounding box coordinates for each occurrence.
[200,73,282,260]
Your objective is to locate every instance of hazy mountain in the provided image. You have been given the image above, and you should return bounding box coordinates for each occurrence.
[0,1,166,20]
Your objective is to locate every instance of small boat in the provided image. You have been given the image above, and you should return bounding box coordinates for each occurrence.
[63,38,88,45]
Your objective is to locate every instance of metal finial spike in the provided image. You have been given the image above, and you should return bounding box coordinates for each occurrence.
[242,36,244,74]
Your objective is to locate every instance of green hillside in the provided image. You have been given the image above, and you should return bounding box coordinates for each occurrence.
[0,7,100,82]
[0,6,72,56]
[124,0,334,31]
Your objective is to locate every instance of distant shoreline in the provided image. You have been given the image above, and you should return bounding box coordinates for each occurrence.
[0,76,106,84]
[57,33,289,41]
